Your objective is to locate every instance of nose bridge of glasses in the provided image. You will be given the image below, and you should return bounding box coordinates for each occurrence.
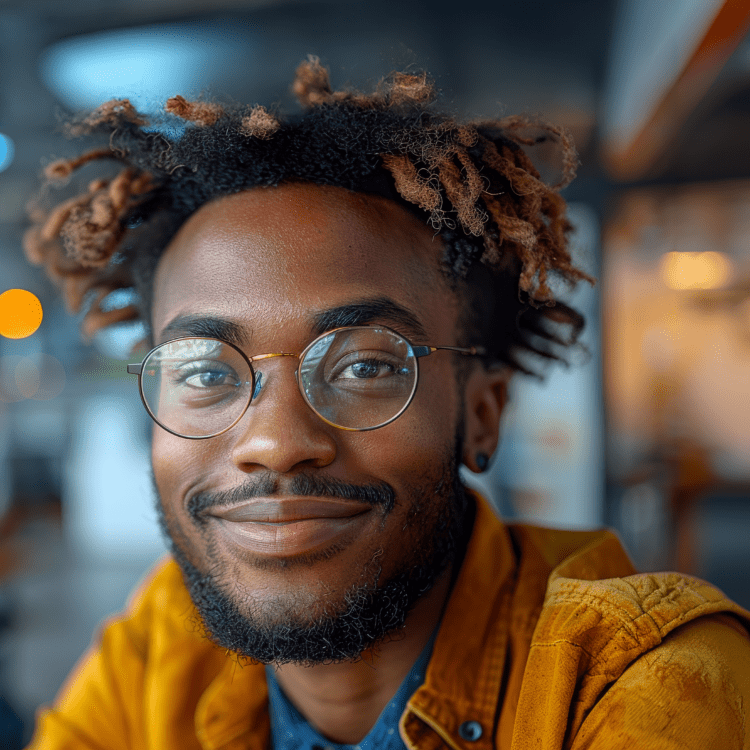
[249,352,299,363]
[248,352,301,401]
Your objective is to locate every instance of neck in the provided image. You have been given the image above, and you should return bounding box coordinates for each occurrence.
[269,564,453,745]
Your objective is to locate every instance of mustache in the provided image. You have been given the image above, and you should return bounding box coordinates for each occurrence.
[187,472,396,521]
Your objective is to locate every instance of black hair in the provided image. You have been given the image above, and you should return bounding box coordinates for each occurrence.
[25,57,595,376]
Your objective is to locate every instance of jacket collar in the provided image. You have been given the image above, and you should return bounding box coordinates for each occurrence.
[399,491,515,750]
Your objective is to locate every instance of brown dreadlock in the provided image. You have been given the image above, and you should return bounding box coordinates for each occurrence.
[25,56,595,376]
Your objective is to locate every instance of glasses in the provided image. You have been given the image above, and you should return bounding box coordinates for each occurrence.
[126,325,486,439]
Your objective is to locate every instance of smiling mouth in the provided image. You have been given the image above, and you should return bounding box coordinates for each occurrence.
[206,497,373,523]
[205,497,374,557]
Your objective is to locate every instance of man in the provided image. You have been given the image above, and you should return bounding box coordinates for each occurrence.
[24,58,750,749]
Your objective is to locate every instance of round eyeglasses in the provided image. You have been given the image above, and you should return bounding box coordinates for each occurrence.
[126,325,486,439]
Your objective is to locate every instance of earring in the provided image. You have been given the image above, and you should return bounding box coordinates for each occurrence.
[476,452,489,472]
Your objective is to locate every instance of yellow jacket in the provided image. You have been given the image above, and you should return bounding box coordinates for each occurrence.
[29,493,750,749]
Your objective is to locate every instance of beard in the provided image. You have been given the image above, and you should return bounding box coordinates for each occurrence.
[151,439,473,667]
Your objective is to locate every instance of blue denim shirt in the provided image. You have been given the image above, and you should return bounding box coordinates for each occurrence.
[265,627,438,750]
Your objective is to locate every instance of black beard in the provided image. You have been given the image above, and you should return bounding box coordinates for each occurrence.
[151,443,473,667]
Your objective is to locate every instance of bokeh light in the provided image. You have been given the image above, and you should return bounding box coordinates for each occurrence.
[0,289,43,339]
[0,133,14,173]
[31,354,66,400]
[659,251,732,290]
[0,355,25,403]
[0,354,66,402]
[39,22,250,112]
[15,356,41,399]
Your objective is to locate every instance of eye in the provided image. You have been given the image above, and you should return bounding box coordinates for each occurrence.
[337,358,401,379]
[173,360,241,389]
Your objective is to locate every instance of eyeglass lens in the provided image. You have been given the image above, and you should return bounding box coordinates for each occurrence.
[139,327,418,437]
[140,338,253,438]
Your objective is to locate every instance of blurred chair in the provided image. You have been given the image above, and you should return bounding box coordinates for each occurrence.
[621,435,750,607]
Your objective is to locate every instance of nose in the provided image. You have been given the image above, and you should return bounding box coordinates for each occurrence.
[230,359,337,474]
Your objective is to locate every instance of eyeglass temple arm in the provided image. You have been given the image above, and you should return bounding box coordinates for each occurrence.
[412,345,487,358]
[127,364,141,375]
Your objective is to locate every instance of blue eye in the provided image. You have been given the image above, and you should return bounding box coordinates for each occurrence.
[338,358,398,379]
[350,361,384,378]
[173,361,240,389]
[193,370,232,387]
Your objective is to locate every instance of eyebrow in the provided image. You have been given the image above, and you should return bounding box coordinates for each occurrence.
[311,297,428,341]
[157,315,248,348]
[157,296,428,349]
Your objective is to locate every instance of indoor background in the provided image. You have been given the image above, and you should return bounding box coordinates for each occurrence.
[0,0,748,744]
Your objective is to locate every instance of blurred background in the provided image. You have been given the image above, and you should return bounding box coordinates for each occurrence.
[1,0,750,743]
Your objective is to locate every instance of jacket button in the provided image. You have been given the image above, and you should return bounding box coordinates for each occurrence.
[458,721,483,741]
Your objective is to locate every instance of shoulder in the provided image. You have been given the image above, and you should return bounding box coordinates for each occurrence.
[572,613,750,749]
[117,554,213,665]
[124,554,194,621]
[67,554,197,670]
[27,557,232,749]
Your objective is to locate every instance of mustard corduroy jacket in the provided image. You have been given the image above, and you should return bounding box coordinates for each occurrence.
[28,493,750,749]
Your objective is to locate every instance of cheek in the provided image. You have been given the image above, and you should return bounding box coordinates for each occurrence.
[151,428,221,512]
[151,432,182,525]
[346,360,462,477]
[412,357,462,435]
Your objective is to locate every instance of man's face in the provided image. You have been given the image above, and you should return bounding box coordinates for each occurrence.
[150,183,473,665]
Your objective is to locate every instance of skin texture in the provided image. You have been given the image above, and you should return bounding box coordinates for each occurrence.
[150,183,509,744]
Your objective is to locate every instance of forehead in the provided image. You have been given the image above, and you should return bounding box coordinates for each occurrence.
[152,183,459,342]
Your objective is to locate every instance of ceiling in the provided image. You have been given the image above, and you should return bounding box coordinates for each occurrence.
[0,0,615,201]
[638,33,750,184]
[2,0,750,234]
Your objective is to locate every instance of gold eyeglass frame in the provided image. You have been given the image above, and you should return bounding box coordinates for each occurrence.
[127,325,486,439]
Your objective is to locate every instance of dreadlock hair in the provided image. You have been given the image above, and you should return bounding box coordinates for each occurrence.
[25,56,595,377]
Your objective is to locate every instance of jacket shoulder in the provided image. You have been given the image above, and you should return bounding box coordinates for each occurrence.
[506,522,638,581]
[26,556,224,750]
[507,522,750,749]
[570,612,750,749]
[125,555,193,619]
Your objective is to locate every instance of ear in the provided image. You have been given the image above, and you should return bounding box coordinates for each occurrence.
[461,365,512,473]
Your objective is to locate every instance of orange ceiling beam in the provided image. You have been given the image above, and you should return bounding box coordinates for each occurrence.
[603,0,750,182]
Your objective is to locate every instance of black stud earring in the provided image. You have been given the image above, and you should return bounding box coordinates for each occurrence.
[476,453,489,472]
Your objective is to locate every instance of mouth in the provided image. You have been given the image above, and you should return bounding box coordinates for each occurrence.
[205,497,374,557]
[206,497,373,523]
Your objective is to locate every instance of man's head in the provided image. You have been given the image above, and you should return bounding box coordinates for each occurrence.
[25,59,594,665]
[149,183,485,664]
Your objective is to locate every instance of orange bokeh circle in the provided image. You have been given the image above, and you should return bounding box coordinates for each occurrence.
[0,288,43,339]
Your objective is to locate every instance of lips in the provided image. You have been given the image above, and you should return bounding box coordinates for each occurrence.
[206,497,372,523]
[204,499,372,558]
